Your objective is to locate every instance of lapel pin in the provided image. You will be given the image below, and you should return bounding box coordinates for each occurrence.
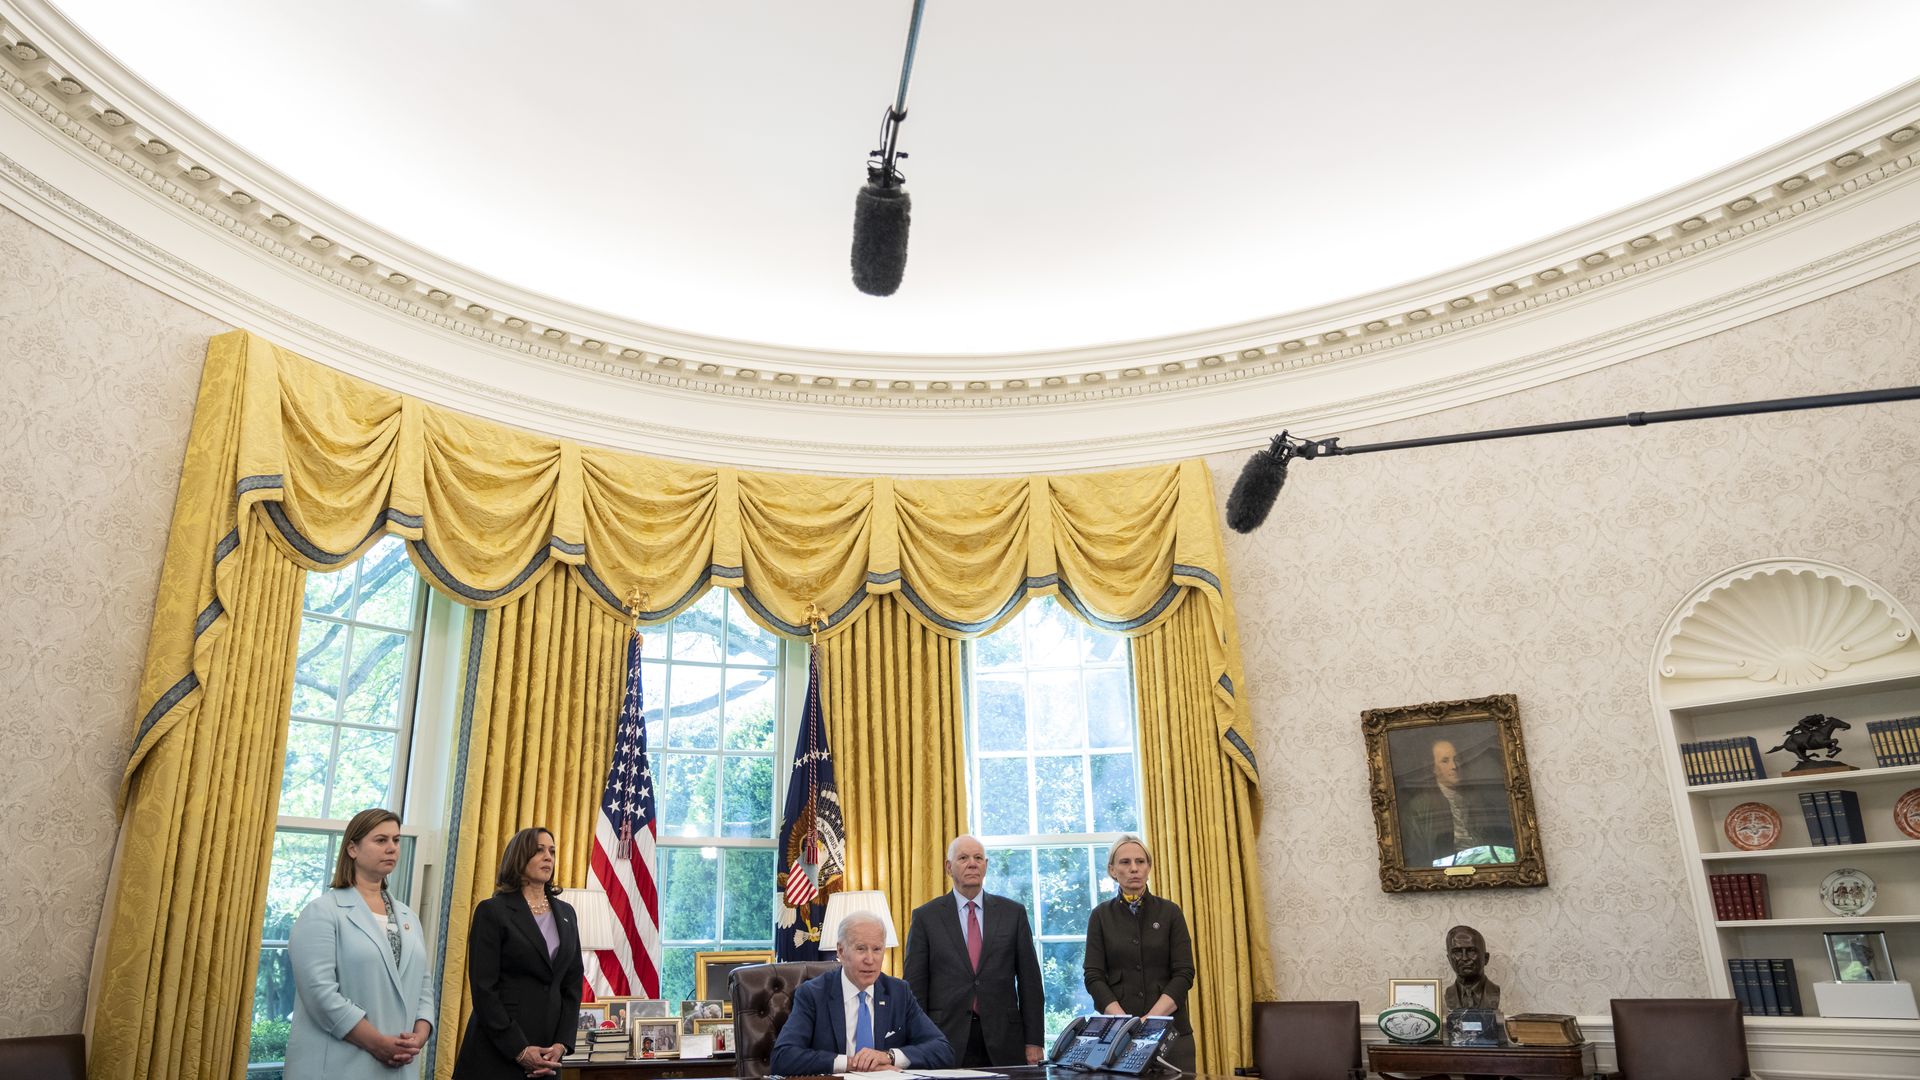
[1152,922,1160,929]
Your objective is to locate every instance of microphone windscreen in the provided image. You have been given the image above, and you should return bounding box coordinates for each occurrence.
[852,182,911,296]
[1225,444,1290,533]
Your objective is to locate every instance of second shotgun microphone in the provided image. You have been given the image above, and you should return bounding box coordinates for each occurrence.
[852,148,911,296]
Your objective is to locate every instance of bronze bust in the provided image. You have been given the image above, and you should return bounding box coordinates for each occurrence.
[1444,924,1501,1010]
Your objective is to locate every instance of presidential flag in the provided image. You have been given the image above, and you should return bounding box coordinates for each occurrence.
[587,626,662,996]
[775,643,845,959]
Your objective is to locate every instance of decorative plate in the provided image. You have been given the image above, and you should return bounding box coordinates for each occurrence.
[1895,788,1920,842]
[1378,1003,1442,1044]
[1723,802,1782,851]
[1820,868,1877,917]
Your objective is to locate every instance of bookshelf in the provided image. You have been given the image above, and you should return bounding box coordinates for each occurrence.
[1651,559,1920,1020]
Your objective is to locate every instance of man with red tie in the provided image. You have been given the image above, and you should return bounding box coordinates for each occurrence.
[905,835,1046,1067]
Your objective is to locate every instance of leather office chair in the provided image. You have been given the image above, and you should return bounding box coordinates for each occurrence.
[731,960,842,1078]
[1249,1001,1365,1080]
[1610,998,1751,1079]
[0,1033,85,1080]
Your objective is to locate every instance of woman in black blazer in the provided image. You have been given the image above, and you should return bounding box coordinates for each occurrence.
[453,827,583,1079]
[1082,833,1196,1073]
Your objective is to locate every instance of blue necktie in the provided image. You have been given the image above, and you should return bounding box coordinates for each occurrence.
[854,990,875,1054]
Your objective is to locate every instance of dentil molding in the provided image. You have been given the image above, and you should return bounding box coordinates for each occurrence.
[5,0,1920,471]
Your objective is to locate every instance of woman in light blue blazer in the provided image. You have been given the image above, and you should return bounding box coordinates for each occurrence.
[286,808,437,1079]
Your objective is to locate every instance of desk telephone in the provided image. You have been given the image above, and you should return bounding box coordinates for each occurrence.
[1046,1014,1177,1073]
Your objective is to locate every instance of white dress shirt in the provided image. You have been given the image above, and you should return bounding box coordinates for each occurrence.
[836,971,909,1071]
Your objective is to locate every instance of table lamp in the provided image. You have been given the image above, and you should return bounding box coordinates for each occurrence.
[819,890,897,950]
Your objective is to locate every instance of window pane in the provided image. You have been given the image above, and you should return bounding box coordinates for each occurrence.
[978,758,1031,836]
[641,660,666,747]
[642,620,669,660]
[986,847,1033,911]
[667,665,721,749]
[723,668,778,751]
[1029,671,1084,751]
[660,946,697,1005]
[1026,601,1081,668]
[339,627,408,728]
[721,756,775,838]
[291,617,346,721]
[263,830,333,941]
[724,848,776,940]
[1089,754,1138,834]
[330,727,398,819]
[251,947,294,1061]
[658,754,718,837]
[1035,845,1094,937]
[278,722,333,818]
[672,591,726,663]
[1034,756,1087,834]
[302,569,353,620]
[659,848,719,940]
[974,620,1022,670]
[1084,668,1132,749]
[726,598,778,665]
[974,675,1027,752]
[1041,940,1094,1033]
[352,539,417,628]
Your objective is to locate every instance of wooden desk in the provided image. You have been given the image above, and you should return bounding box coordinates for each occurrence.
[1367,1041,1598,1080]
[560,1053,737,1079]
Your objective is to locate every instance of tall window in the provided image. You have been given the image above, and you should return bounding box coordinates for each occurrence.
[250,538,427,1079]
[967,596,1142,1036]
[645,588,783,1001]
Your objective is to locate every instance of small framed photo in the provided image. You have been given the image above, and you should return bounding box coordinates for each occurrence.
[692,1015,733,1053]
[1825,930,1895,982]
[631,1018,680,1058]
[601,997,670,1031]
[1387,978,1442,1013]
[576,1003,610,1033]
[679,1032,716,1060]
[681,998,729,1032]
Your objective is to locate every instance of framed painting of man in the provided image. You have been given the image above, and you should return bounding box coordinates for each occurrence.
[1363,694,1548,893]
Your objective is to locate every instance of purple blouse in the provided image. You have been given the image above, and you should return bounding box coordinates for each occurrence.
[534,908,560,959]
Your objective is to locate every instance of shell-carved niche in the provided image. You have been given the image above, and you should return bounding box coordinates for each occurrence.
[1660,564,1917,687]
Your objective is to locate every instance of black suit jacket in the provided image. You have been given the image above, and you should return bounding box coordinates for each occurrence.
[452,891,584,1080]
[904,891,1045,1064]
[769,970,955,1076]
[1083,893,1194,1035]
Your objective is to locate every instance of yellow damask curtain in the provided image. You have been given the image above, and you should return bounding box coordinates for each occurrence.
[430,572,629,1080]
[1132,593,1272,1074]
[815,595,971,973]
[101,329,1266,1080]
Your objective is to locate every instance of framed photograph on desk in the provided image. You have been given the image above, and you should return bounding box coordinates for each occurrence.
[1388,978,1441,1013]
[693,948,773,1000]
[1363,693,1549,893]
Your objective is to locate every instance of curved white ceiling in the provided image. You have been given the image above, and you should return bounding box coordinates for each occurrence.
[45,0,1920,355]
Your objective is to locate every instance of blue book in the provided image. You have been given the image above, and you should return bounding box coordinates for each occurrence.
[1831,790,1867,844]
[1811,790,1840,845]
[1727,958,1755,1015]
[1755,959,1781,1016]
[1771,958,1801,1017]
[1796,792,1823,846]
[1738,736,1766,780]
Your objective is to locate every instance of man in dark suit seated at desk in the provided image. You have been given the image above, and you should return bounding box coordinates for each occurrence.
[771,910,954,1075]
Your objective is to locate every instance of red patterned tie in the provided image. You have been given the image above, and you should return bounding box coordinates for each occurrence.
[966,900,982,1012]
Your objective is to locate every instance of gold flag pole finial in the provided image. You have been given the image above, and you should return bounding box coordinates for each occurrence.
[626,587,651,642]
[803,601,826,643]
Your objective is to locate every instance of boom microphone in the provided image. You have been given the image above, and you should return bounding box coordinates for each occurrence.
[1225,434,1293,534]
[852,178,911,296]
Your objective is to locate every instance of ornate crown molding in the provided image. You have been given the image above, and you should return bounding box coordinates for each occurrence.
[5,0,1920,471]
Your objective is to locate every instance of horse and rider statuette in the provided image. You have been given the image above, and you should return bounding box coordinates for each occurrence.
[1765,713,1858,775]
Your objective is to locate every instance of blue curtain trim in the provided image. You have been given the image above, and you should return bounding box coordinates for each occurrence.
[192,599,224,637]
[213,528,240,564]
[426,607,488,1079]
[234,474,284,497]
[1223,728,1259,777]
[1217,673,1234,696]
[1171,563,1222,592]
[549,536,586,556]
[409,539,551,604]
[576,564,721,621]
[130,672,198,757]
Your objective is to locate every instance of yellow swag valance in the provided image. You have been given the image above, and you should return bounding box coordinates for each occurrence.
[129,330,1256,788]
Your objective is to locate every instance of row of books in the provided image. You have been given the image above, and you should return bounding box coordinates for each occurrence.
[587,1026,630,1062]
[1727,958,1803,1017]
[1796,789,1869,845]
[1680,737,1766,785]
[1706,873,1769,921]
[1867,716,1920,766]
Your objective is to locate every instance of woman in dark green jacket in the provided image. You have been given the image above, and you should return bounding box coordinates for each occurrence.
[1082,833,1196,1072]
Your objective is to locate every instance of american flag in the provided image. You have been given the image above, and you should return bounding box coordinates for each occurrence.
[775,643,845,959]
[587,627,661,996]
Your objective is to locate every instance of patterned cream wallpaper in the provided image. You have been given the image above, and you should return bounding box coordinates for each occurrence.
[1215,262,1920,1015]
[0,205,223,1037]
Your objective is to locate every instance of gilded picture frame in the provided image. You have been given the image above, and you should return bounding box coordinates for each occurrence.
[1363,693,1548,893]
[694,948,774,1001]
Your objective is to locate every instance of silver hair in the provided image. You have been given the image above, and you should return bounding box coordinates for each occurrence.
[836,909,889,950]
[1105,833,1151,869]
[946,834,984,862]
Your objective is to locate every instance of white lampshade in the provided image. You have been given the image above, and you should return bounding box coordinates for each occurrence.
[820,890,898,951]
[559,886,620,951]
